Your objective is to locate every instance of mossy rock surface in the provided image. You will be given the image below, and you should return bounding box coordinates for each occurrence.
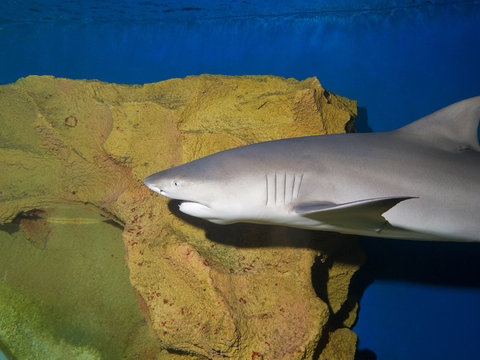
[0,205,146,360]
[0,75,362,359]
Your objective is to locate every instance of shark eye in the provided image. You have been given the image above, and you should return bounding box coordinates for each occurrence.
[174,181,178,186]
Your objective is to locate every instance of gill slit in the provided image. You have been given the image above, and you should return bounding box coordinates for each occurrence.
[297,173,303,199]
[291,174,296,202]
[274,172,277,205]
[265,174,268,206]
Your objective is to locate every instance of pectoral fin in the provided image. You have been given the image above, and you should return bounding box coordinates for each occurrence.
[294,196,415,232]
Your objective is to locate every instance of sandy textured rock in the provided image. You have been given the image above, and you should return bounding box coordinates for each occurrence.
[0,205,148,360]
[0,75,363,359]
[319,328,358,360]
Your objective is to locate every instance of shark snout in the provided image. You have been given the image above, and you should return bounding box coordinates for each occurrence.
[144,176,164,195]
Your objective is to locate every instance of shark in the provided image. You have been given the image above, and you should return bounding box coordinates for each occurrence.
[144,97,480,242]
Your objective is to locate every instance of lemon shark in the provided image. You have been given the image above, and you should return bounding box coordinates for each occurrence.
[145,97,480,242]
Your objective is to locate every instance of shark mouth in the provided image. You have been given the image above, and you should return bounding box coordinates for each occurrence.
[178,201,232,225]
[178,201,212,218]
[144,182,162,194]
[178,200,205,207]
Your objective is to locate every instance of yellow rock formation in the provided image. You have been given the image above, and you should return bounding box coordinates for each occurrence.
[0,75,363,359]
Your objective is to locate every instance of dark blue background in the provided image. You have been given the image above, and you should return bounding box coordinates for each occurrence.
[1,1,480,359]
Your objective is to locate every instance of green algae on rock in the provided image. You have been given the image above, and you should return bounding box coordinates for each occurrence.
[0,205,147,360]
[0,75,363,359]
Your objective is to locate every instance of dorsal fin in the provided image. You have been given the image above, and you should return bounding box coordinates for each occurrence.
[396,96,480,151]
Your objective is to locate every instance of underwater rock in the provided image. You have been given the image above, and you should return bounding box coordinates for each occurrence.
[0,204,148,360]
[0,75,362,359]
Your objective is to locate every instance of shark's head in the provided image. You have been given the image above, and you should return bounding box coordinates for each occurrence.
[144,152,270,224]
[144,166,216,221]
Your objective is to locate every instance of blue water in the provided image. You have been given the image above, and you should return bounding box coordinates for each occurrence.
[354,238,480,359]
[1,1,480,359]
[357,280,480,360]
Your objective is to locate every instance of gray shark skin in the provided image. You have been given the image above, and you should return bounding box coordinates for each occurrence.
[145,97,480,242]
